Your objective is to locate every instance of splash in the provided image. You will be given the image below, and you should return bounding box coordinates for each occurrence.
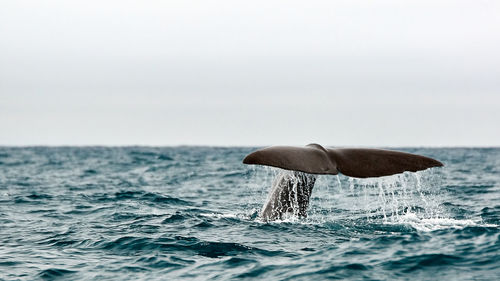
[245,167,499,230]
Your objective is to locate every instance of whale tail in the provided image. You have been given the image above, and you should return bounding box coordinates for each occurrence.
[243,144,443,178]
[245,144,444,220]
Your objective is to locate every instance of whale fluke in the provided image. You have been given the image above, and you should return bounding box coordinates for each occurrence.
[243,144,443,178]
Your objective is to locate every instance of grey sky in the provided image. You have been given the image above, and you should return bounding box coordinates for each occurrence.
[1,0,499,146]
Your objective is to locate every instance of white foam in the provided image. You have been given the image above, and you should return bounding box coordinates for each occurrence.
[200,212,241,219]
[388,212,498,232]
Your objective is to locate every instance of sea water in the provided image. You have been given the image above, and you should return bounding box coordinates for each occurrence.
[0,147,499,280]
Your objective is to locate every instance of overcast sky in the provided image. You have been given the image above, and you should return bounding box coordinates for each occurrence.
[1,0,499,146]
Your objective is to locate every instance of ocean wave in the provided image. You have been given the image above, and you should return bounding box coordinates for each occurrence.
[1,147,499,280]
[383,254,462,272]
[95,235,290,259]
[37,268,76,279]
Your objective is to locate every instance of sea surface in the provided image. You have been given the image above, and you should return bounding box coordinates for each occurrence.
[0,147,499,280]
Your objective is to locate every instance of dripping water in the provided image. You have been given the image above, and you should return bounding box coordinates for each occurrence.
[248,167,447,227]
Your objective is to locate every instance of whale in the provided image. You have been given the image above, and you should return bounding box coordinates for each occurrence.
[243,144,443,221]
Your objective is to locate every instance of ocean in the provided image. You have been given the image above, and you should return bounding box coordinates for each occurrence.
[0,147,498,280]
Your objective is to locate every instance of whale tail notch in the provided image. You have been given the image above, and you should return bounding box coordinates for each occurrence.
[243,144,443,178]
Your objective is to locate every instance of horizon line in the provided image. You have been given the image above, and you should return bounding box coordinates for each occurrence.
[1,144,499,149]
